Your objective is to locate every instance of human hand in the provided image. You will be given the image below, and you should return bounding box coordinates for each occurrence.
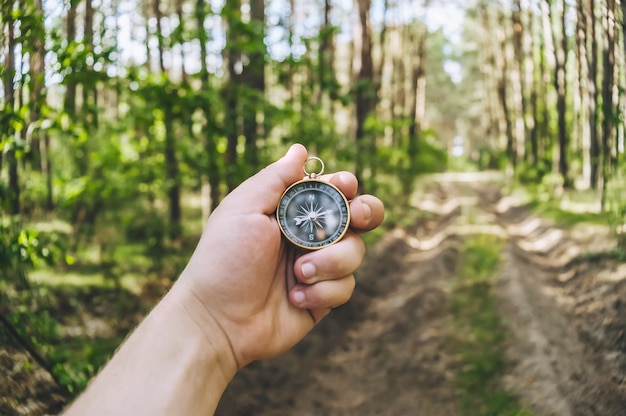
[169,144,384,371]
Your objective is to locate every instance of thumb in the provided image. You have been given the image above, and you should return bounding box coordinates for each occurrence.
[225,144,309,215]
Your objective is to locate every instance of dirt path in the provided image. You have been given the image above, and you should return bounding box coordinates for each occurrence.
[479,183,626,415]
[217,173,626,416]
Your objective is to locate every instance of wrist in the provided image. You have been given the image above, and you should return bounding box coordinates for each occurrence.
[64,281,239,416]
[164,281,240,380]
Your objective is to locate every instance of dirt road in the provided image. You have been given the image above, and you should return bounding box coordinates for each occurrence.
[216,173,626,416]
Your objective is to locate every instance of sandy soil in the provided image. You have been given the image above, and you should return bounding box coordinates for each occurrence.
[2,173,626,415]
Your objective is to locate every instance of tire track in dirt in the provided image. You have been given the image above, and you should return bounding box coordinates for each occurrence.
[477,183,626,416]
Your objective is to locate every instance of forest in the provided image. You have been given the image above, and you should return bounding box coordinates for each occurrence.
[2,0,626,414]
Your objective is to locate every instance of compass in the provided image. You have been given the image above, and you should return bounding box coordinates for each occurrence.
[277,157,350,250]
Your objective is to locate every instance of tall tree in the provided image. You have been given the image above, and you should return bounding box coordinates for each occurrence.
[27,0,53,210]
[319,0,338,103]
[600,0,618,206]
[587,0,601,189]
[496,6,515,169]
[389,23,406,147]
[576,0,593,189]
[622,0,626,64]
[476,2,502,152]
[353,0,376,191]
[223,0,242,191]
[548,0,570,184]
[153,0,182,238]
[407,19,427,169]
[539,0,558,174]
[84,0,98,127]
[175,0,188,83]
[511,0,526,164]
[64,0,78,116]
[2,0,20,214]
[526,3,539,166]
[241,0,266,175]
[195,0,221,214]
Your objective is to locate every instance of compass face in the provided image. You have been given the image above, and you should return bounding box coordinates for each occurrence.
[277,180,350,250]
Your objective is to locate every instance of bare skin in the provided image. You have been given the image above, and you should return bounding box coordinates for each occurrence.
[63,144,385,415]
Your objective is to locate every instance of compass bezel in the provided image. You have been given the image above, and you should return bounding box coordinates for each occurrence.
[276,179,351,250]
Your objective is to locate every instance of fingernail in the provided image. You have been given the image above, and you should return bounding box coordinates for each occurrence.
[362,200,372,221]
[293,290,306,305]
[302,263,316,280]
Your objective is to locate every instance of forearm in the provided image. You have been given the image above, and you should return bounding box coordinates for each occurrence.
[63,286,237,416]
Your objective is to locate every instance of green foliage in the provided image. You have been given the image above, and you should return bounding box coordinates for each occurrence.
[450,235,531,416]
[0,218,59,288]
[413,133,449,174]
[0,216,77,394]
[604,167,626,248]
[476,145,508,171]
[372,128,448,205]
[515,159,552,185]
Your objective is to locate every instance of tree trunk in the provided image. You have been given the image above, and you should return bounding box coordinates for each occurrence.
[241,0,265,176]
[588,0,600,189]
[600,0,618,208]
[375,0,388,101]
[153,0,181,238]
[195,0,220,213]
[576,0,592,189]
[548,0,570,185]
[496,7,515,170]
[511,0,526,165]
[318,0,334,101]
[223,0,242,191]
[477,3,501,152]
[29,0,52,210]
[540,0,557,174]
[64,1,77,115]
[27,0,46,172]
[353,0,376,191]
[526,5,539,166]
[176,0,188,83]
[84,0,97,128]
[390,26,405,147]
[407,23,427,169]
[153,0,166,73]
[622,0,626,66]
[3,6,20,214]
[164,106,181,239]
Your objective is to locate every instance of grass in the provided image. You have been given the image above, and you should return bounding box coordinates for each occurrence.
[509,182,608,228]
[449,235,532,416]
[572,246,626,264]
[525,198,607,228]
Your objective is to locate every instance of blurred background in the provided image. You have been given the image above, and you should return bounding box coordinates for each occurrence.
[1,0,625,414]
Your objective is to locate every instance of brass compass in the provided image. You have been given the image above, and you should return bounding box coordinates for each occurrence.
[276,157,350,250]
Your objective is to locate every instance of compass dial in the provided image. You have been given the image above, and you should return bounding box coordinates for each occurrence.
[277,180,350,250]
